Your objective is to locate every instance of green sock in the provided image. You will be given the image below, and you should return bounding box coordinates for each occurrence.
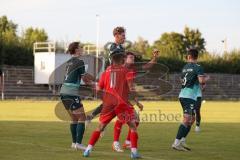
[176,124,187,139]
[76,123,85,144]
[70,123,77,143]
[183,126,191,137]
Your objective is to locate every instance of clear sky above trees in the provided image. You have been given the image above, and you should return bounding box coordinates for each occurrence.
[1,0,239,53]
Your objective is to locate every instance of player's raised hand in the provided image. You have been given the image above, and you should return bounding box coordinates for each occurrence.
[205,74,210,81]
[152,49,159,58]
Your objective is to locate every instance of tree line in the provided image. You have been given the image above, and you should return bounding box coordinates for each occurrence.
[0,16,48,66]
[0,15,239,74]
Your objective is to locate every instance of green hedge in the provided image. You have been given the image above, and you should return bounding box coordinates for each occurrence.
[1,44,33,66]
[152,51,240,74]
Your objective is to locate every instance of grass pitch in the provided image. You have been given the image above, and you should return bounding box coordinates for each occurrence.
[0,101,240,160]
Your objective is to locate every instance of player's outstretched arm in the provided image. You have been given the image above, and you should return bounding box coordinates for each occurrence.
[142,49,159,70]
[86,104,103,121]
[92,104,103,117]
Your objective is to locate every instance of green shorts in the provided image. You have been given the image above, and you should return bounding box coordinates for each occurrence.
[179,98,196,116]
[60,95,83,111]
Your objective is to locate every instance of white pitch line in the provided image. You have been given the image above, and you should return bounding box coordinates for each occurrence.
[2,140,164,160]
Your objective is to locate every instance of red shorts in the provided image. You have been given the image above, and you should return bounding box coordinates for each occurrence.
[99,109,116,124]
[99,103,135,124]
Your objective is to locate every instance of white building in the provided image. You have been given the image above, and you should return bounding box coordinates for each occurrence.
[34,42,105,85]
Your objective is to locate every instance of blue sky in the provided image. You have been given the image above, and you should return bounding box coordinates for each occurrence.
[1,0,239,53]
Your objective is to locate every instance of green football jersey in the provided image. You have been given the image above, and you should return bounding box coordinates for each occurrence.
[109,43,125,54]
[179,62,204,100]
[60,57,85,96]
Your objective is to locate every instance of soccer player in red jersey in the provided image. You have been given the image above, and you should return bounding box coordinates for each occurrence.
[86,50,159,152]
[83,50,142,159]
[113,50,159,151]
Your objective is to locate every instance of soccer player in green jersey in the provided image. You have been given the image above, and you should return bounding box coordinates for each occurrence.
[86,26,126,122]
[172,48,208,151]
[110,26,126,53]
[60,42,94,150]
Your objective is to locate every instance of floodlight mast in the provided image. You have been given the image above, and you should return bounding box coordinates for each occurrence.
[96,14,100,78]
[95,14,100,99]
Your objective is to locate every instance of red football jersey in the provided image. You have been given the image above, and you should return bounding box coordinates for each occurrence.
[98,65,134,112]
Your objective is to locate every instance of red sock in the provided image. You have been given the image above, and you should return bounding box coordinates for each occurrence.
[126,122,139,141]
[89,130,101,146]
[130,131,138,148]
[114,120,123,141]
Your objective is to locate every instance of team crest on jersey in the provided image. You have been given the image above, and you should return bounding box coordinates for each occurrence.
[74,98,79,103]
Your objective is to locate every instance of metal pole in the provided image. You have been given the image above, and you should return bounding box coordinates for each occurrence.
[96,14,100,78]
[95,14,100,99]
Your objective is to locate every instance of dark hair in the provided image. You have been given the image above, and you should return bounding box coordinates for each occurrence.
[187,48,199,59]
[67,42,80,55]
[111,53,125,64]
[113,26,125,36]
[126,51,135,56]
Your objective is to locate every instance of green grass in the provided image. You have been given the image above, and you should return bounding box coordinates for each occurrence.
[0,101,240,160]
